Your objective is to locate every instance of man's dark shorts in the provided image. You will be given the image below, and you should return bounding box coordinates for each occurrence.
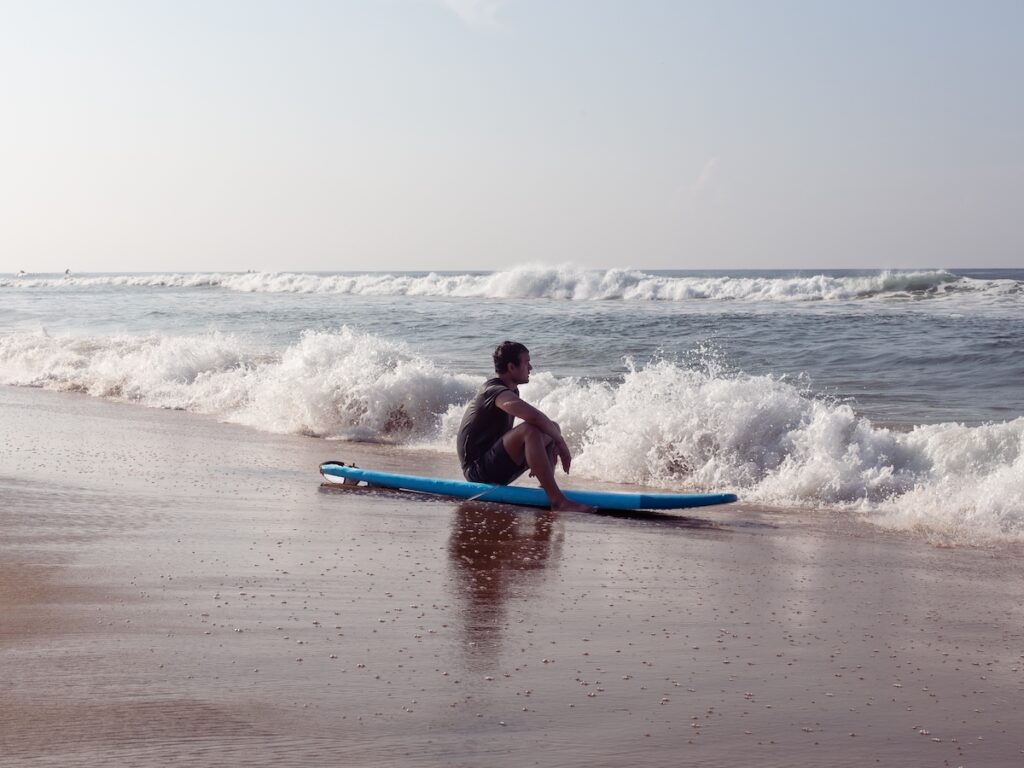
[464,437,527,485]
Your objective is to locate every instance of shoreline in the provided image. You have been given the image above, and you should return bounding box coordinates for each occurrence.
[3,385,1023,766]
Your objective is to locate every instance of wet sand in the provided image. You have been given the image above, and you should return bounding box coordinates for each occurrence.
[2,385,1023,767]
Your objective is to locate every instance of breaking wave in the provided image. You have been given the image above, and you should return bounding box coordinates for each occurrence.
[0,327,477,442]
[3,266,1020,304]
[2,328,1021,544]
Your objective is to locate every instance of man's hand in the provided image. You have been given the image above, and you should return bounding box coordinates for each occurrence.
[554,436,572,474]
[495,390,572,473]
[529,436,571,477]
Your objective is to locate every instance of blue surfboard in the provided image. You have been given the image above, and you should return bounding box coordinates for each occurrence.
[319,462,737,511]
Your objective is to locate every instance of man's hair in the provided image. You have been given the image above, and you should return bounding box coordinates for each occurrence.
[493,341,529,374]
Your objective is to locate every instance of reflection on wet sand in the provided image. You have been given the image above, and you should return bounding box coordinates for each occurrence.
[447,502,562,667]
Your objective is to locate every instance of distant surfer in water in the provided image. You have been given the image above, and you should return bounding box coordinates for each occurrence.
[457,341,594,513]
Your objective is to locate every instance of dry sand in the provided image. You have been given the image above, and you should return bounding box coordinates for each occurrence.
[2,385,1023,767]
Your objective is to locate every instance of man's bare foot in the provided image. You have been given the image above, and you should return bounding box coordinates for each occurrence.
[550,497,597,514]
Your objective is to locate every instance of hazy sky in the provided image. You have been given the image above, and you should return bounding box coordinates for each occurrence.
[1,0,1021,272]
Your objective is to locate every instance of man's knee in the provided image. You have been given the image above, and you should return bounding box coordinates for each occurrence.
[522,423,553,445]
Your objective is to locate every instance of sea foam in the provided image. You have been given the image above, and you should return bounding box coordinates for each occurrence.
[2,328,1021,543]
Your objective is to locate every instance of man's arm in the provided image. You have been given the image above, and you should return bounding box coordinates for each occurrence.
[495,391,573,473]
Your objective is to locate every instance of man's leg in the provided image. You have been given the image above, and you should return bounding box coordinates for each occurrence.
[501,424,593,513]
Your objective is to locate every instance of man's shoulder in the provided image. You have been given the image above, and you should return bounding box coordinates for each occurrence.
[479,378,516,405]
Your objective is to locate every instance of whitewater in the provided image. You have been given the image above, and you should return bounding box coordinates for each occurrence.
[2,266,1022,544]
[4,265,1022,305]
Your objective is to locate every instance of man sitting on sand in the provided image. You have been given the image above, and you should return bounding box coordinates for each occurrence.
[457,341,594,513]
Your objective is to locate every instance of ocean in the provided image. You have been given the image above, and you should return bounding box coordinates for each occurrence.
[2,265,1022,544]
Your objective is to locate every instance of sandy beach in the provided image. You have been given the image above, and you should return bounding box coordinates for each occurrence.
[2,384,1023,767]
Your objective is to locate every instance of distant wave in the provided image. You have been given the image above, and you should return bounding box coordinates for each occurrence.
[2,327,1021,545]
[3,266,1020,303]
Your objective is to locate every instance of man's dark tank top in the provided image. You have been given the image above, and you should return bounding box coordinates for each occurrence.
[457,378,515,470]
